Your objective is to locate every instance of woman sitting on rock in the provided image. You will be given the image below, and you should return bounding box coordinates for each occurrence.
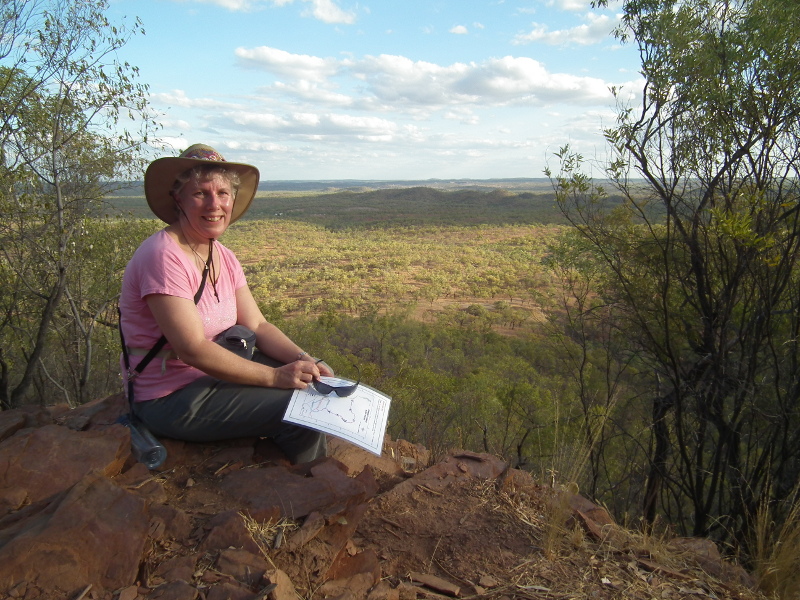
[119,144,331,464]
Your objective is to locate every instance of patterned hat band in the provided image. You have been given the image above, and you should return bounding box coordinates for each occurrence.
[182,146,227,162]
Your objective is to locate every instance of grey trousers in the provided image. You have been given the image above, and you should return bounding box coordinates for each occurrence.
[131,352,327,464]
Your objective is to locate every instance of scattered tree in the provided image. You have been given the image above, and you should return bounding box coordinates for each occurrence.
[0,0,156,408]
[549,0,800,544]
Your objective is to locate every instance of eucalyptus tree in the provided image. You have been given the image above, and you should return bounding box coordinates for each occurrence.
[548,0,800,544]
[0,0,156,408]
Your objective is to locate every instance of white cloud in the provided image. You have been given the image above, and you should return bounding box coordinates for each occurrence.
[174,0,355,23]
[147,44,631,179]
[327,113,397,134]
[462,56,613,104]
[188,0,261,9]
[443,108,479,125]
[450,25,468,34]
[233,47,619,109]
[301,0,356,24]
[223,109,397,137]
[548,0,593,10]
[226,112,292,129]
[272,80,353,106]
[227,140,290,152]
[151,89,238,110]
[350,53,613,107]
[153,137,193,154]
[235,46,339,81]
[352,55,472,106]
[161,119,192,130]
[513,12,618,46]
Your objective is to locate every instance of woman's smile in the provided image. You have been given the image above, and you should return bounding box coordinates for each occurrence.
[175,175,234,241]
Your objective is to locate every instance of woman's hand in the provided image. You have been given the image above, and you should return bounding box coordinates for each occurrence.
[272,359,331,389]
[301,355,334,377]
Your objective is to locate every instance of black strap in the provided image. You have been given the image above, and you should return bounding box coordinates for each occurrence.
[120,240,213,408]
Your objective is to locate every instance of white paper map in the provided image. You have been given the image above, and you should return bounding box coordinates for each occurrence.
[284,377,392,456]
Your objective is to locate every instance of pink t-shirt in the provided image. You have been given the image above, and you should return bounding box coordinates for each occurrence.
[119,229,247,401]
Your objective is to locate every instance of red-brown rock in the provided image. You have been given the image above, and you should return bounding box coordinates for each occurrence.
[0,471,149,597]
[220,457,373,519]
[0,423,129,515]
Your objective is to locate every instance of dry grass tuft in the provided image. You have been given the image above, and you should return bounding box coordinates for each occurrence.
[239,512,300,568]
[491,482,766,600]
[752,497,800,600]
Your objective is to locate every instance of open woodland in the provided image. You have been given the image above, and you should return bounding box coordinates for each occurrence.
[97,186,655,532]
[102,186,577,423]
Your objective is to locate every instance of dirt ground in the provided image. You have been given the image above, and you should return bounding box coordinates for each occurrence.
[139,438,768,600]
[350,470,765,600]
[356,475,551,591]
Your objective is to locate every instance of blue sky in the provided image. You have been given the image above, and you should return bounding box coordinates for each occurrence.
[108,0,641,180]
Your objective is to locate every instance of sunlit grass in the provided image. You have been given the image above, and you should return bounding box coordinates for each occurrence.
[752,494,800,600]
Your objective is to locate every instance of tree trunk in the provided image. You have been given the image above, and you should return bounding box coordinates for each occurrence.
[643,390,673,528]
[10,268,66,407]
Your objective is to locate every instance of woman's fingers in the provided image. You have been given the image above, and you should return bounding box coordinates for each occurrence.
[275,360,322,389]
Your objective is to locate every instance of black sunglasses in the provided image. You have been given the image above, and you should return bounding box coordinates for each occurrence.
[312,365,360,397]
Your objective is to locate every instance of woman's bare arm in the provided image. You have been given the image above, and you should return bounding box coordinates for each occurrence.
[145,292,327,388]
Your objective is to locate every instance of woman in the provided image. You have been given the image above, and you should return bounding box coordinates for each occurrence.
[119,144,331,464]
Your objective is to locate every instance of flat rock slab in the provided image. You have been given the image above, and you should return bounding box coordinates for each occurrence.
[0,471,148,597]
[221,457,374,519]
[0,423,129,515]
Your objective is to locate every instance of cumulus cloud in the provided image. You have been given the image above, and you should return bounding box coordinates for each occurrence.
[147,44,629,178]
[235,46,339,82]
[444,108,479,125]
[513,12,617,46]
[153,137,193,154]
[151,90,238,110]
[161,119,192,130]
[272,80,353,106]
[186,0,261,9]
[226,140,290,152]
[351,55,468,105]
[450,25,468,34]
[177,0,355,23]
[350,53,613,107]
[549,0,593,10]
[233,46,617,109]
[301,0,356,24]
[223,109,398,137]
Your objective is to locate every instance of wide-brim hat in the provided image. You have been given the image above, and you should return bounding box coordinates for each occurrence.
[144,143,260,224]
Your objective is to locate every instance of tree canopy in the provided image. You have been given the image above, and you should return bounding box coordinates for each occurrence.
[0,0,156,407]
[550,0,800,546]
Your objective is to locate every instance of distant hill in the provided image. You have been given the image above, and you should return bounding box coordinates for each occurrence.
[256,177,554,193]
[104,180,572,227]
[248,186,569,227]
[108,178,553,196]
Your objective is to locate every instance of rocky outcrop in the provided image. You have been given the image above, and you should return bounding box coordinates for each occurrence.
[0,394,427,599]
[0,394,760,600]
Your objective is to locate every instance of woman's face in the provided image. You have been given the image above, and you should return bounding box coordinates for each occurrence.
[174,173,234,242]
